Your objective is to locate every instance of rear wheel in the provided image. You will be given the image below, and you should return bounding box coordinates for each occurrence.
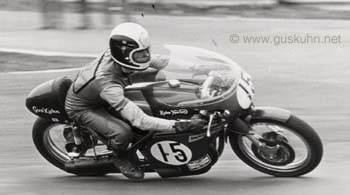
[32,117,110,176]
[229,115,323,177]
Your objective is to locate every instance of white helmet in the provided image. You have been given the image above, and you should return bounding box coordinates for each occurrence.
[109,23,151,71]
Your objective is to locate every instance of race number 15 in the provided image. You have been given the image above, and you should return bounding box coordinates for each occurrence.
[150,141,192,165]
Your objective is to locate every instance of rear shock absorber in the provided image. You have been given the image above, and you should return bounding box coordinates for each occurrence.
[72,125,82,146]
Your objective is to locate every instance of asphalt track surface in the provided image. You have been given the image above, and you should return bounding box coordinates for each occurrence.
[1,11,350,195]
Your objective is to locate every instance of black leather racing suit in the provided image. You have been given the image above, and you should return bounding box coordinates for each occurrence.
[64,49,176,150]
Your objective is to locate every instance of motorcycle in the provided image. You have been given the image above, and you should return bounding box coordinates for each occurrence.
[25,45,323,178]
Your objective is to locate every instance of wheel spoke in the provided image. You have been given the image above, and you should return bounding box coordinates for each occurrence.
[239,122,311,172]
[42,124,110,162]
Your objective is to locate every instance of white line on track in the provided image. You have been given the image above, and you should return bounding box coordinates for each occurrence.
[0,48,95,58]
[0,48,92,74]
[4,68,82,74]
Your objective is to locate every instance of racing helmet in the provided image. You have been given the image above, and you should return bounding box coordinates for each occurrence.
[109,23,151,71]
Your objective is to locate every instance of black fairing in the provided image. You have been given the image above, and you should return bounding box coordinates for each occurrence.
[26,77,72,124]
[141,132,219,178]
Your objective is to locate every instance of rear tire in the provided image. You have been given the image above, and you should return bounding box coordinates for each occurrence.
[32,117,108,176]
[229,115,323,177]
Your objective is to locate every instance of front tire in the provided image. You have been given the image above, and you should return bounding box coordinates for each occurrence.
[32,117,108,176]
[229,115,323,177]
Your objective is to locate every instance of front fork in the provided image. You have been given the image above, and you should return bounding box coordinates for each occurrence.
[227,113,283,157]
[227,115,262,146]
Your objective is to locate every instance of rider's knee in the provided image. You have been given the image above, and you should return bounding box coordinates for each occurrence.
[117,128,133,144]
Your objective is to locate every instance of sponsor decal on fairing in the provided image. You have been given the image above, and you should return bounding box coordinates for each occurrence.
[32,106,60,115]
[187,154,212,171]
[159,109,189,116]
[188,133,206,143]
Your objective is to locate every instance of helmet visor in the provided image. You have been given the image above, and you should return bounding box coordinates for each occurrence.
[131,47,151,64]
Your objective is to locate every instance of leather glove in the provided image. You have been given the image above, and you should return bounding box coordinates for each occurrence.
[174,118,207,133]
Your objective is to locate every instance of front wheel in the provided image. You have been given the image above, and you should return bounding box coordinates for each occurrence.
[229,115,323,177]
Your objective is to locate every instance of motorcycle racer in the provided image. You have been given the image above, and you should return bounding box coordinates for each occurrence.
[64,23,205,180]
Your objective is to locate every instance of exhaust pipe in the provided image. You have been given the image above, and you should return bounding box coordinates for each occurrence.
[65,158,119,173]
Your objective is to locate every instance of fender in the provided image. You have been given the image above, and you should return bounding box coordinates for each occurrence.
[251,106,292,123]
[225,106,292,140]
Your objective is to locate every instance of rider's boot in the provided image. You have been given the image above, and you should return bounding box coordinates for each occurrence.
[112,144,144,180]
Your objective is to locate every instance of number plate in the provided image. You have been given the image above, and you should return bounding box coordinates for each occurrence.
[237,71,255,109]
[150,141,192,165]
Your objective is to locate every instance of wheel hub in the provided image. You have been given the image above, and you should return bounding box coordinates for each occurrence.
[252,131,296,166]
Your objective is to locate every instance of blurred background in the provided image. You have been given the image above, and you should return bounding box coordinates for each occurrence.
[1,0,350,30]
